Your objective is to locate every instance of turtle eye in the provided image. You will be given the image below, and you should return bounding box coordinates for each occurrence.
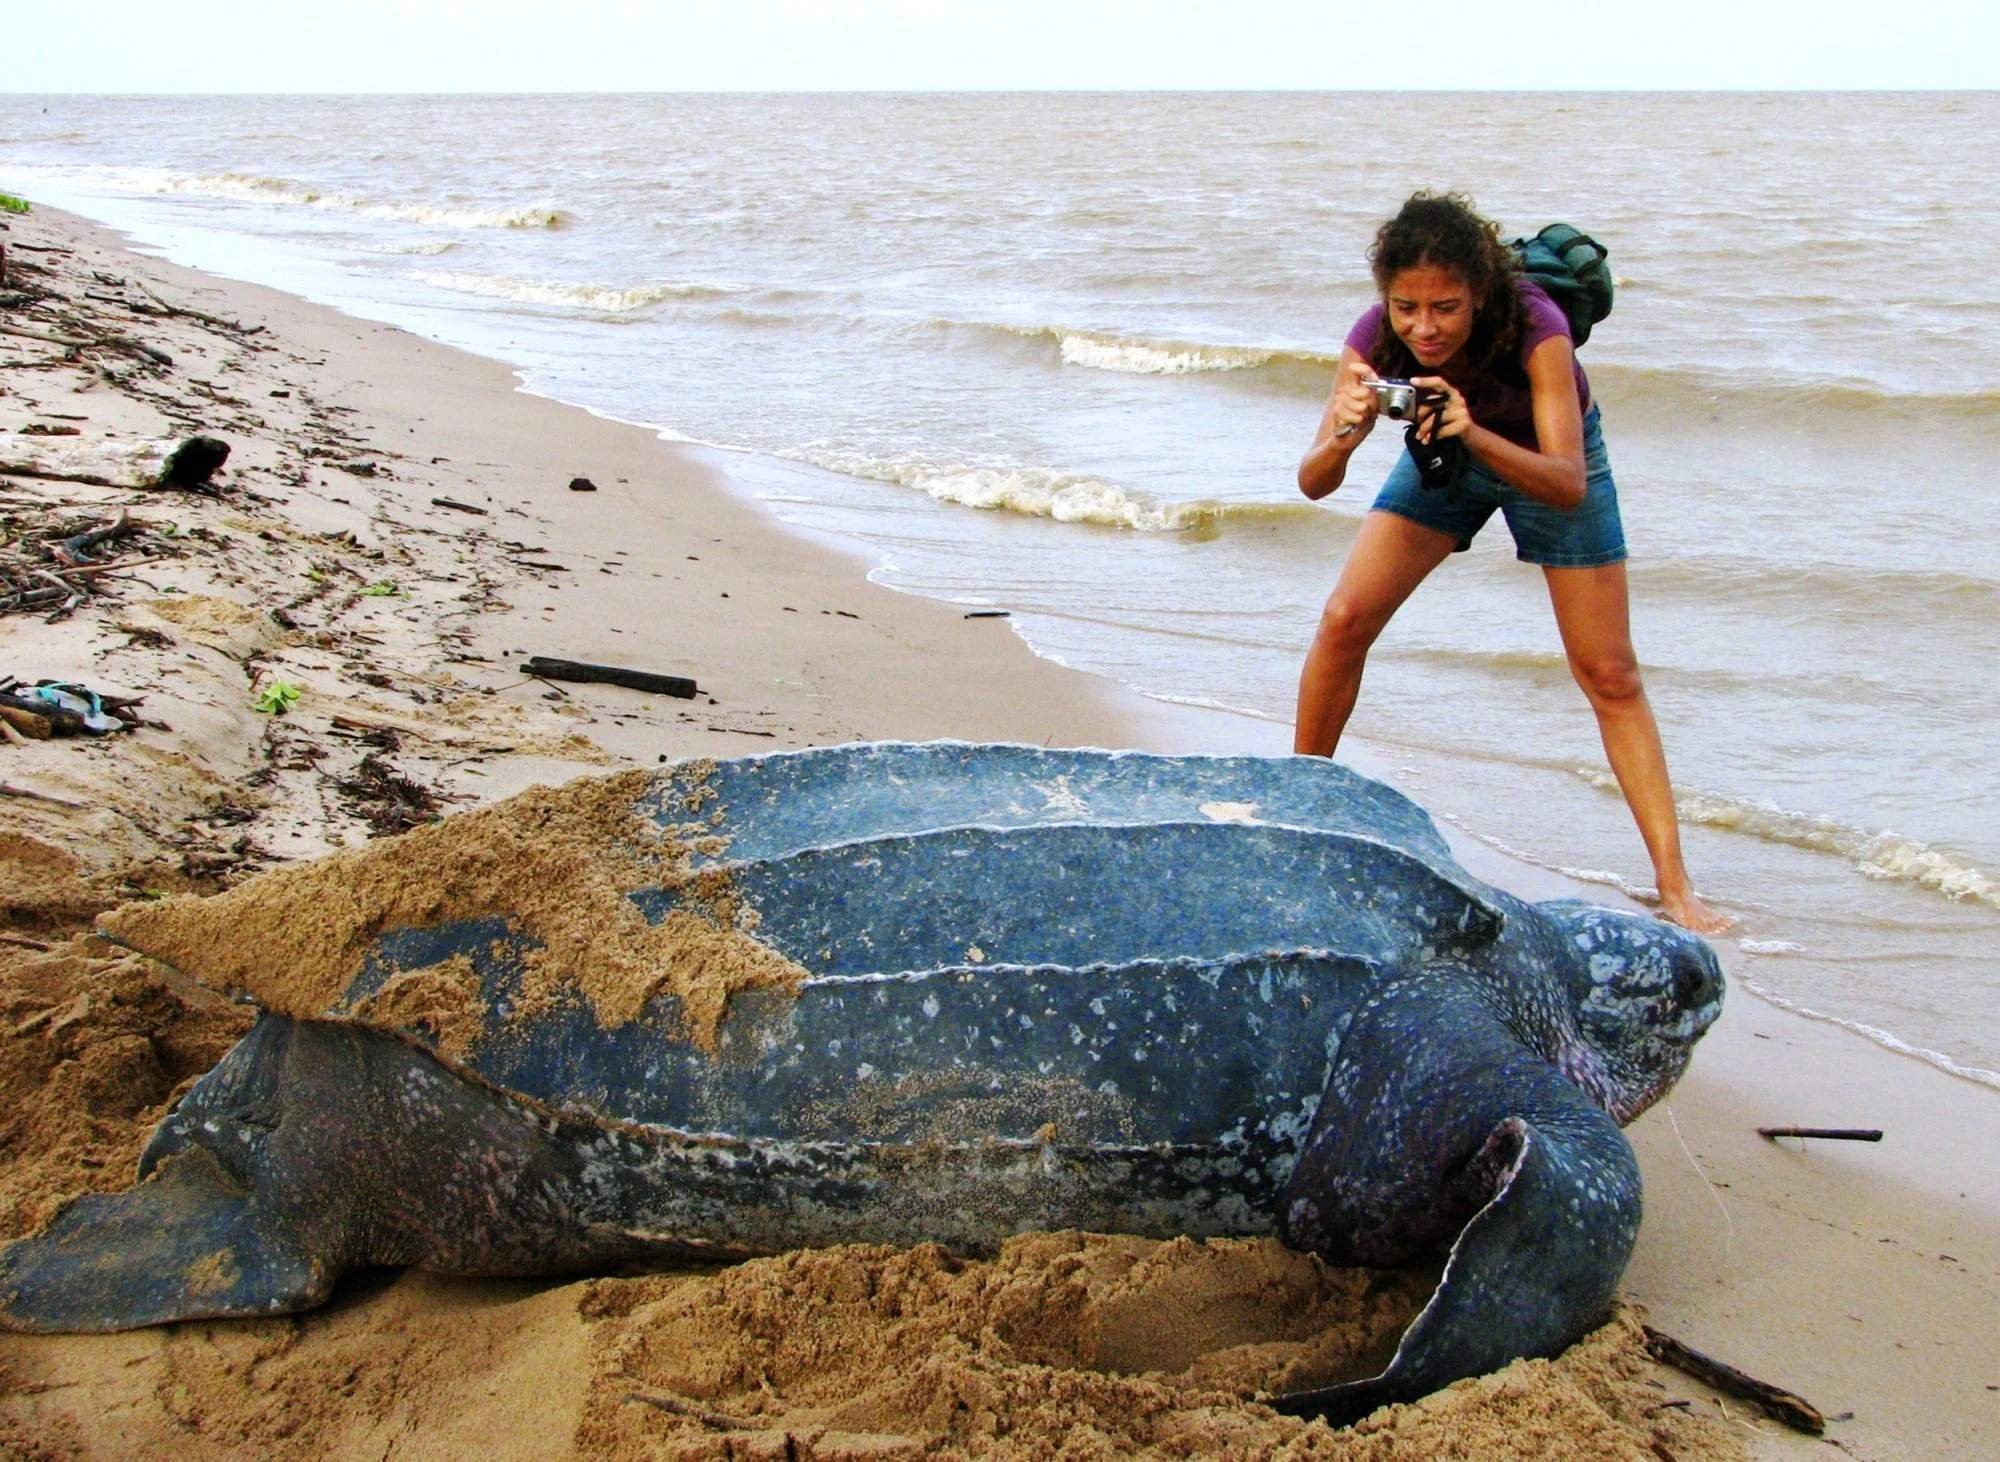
[1673,963,1710,1008]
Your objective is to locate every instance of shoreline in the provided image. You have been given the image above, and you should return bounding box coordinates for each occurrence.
[1,204,1993,1458]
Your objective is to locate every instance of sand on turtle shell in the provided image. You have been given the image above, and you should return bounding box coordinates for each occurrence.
[95,765,803,1051]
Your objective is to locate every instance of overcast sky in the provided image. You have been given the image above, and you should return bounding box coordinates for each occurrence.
[18,0,1998,93]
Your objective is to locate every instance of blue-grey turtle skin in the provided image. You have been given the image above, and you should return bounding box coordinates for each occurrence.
[0,742,1723,1424]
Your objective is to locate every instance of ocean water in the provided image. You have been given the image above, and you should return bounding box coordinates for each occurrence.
[4,92,1996,1084]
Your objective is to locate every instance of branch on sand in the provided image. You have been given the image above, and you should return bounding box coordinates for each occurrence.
[1642,1325,1826,1435]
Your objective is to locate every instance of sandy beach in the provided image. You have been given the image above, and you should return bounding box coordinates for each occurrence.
[2,205,1994,1459]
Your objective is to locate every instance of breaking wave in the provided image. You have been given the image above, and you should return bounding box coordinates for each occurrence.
[990,322,1336,377]
[783,448,1314,533]
[1575,771,2000,910]
[150,171,568,229]
[409,270,749,312]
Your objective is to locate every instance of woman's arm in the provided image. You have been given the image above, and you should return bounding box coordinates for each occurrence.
[1414,336,1588,511]
[1297,350,1381,501]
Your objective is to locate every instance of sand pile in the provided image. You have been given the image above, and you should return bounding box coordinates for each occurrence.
[0,1238,1740,1459]
[0,937,252,1242]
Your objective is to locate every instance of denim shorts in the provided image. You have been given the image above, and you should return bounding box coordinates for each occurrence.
[1369,404,1626,567]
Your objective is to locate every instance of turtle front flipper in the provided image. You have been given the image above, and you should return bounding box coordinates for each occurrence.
[1272,976,1641,1425]
[0,1144,333,1332]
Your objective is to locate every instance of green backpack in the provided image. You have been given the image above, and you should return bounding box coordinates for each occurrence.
[1511,224,1612,347]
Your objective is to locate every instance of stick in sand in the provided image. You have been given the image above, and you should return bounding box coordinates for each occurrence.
[623,1391,763,1432]
[1641,1326,1826,1435]
[1758,1127,1884,1143]
[0,781,89,808]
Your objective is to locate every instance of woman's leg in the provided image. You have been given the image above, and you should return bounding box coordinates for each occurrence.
[1543,562,1731,933]
[1295,511,1458,756]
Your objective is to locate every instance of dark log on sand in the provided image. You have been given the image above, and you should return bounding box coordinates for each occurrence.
[521,656,697,700]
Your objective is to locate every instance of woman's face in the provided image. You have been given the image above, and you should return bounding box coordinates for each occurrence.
[1384,264,1478,371]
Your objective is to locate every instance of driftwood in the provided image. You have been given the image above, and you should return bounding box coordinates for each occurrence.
[1642,1326,1826,1435]
[522,655,697,699]
[0,433,228,491]
[431,496,489,516]
[0,780,88,808]
[0,322,88,350]
[0,692,86,734]
[1758,1127,1883,1143]
[622,1391,762,1432]
[0,704,53,739]
[0,320,171,366]
[132,277,263,335]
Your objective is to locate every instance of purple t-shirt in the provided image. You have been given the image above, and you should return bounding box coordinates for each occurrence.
[1343,278,1592,449]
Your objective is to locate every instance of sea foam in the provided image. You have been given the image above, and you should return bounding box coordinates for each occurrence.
[410,271,747,312]
[151,171,566,229]
[1575,771,2000,910]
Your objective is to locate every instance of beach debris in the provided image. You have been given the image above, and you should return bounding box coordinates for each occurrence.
[0,702,52,739]
[0,780,86,808]
[623,1391,763,1432]
[430,495,489,515]
[332,750,444,836]
[252,680,303,715]
[126,277,263,335]
[2,504,173,619]
[0,433,228,493]
[1757,1126,1884,1143]
[358,579,402,597]
[50,509,142,566]
[963,609,1010,619]
[522,654,697,699]
[0,682,140,736]
[1641,1326,1826,1435]
[567,476,598,492]
[0,319,170,368]
[159,436,230,490]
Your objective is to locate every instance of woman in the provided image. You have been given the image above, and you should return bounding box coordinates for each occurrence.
[1295,192,1728,934]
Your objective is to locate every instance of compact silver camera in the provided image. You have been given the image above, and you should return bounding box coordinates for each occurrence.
[1364,377,1430,421]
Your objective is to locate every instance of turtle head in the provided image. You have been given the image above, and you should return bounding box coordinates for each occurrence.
[1539,900,1725,1123]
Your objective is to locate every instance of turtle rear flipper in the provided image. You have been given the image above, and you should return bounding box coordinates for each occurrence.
[1274,1110,1637,1424]
[0,1145,332,1333]
[1274,978,1641,1424]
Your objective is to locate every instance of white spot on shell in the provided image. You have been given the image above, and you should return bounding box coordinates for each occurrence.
[1199,800,1260,824]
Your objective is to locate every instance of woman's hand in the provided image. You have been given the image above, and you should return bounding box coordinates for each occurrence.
[1331,359,1380,438]
[1409,376,1472,443]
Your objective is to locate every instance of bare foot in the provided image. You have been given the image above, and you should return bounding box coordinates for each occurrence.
[1656,886,1735,935]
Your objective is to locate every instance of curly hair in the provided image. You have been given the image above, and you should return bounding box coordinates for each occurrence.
[1366,191,1526,382]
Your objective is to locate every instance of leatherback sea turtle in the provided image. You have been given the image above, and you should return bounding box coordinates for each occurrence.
[0,742,1722,1422]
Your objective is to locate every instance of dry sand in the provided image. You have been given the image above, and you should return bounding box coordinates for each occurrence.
[0,206,1993,1459]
